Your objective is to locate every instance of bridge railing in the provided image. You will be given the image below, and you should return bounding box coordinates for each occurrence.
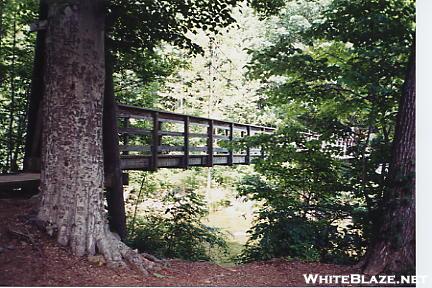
[116,104,275,170]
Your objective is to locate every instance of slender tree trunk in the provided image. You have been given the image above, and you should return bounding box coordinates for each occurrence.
[0,0,5,88]
[103,50,126,240]
[11,90,30,172]
[6,13,17,172]
[23,2,48,172]
[362,43,415,275]
[37,1,153,271]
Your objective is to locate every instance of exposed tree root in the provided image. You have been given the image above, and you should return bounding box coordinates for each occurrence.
[38,219,164,275]
[4,194,162,275]
[29,191,161,276]
[97,227,158,275]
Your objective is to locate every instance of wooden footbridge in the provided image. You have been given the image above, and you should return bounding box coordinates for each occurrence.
[2,104,273,177]
[1,101,355,239]
[116,104,274,170]
[0,104,274,177]
[0,102,274,238]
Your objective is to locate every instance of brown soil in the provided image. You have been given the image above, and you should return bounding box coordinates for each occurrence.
[0,198,359,286]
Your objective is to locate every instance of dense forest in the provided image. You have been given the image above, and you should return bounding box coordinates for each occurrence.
[0,0,415,283]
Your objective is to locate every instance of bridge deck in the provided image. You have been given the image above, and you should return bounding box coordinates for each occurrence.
[0,173,40,189]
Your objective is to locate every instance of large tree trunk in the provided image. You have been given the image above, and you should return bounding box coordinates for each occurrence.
[362,44,415,275]
[37,0,152,271]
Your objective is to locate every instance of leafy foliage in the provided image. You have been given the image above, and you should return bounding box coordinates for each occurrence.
[236,150,366,264]
[237,0,415,264]
[106,0,242,107]
[0,0,37,172]
[126,171,228,261]
[157,4,274,126]
[0,0,242,172]
[107,0,240,54]
[0,0,415,268]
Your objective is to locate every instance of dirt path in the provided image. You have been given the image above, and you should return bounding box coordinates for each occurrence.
[0,199,357,286]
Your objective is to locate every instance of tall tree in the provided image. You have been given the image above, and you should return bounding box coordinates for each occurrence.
[37,0,153,270]
[34,0,240,269]
[362,44,415,275]
[312,0,416,274]
[243,0,415,270]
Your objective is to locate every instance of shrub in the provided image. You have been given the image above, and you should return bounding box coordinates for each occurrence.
[236,174,366,265]
[126,176,228,261]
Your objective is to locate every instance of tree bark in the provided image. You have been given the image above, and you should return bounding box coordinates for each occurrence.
[362,43,415,275]
[37,0,153,271]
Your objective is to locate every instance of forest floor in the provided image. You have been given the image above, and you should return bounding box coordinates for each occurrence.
[0,197,364,287]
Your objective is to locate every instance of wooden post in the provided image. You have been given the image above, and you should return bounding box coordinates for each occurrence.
[245,126,251,165]
[158,120,163,147]
[121,117,129,155]
[103,52,126,240]
[183,116,189,168]
[207,120,214,167]
[228,123,234,165]
[151,112,159,171]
